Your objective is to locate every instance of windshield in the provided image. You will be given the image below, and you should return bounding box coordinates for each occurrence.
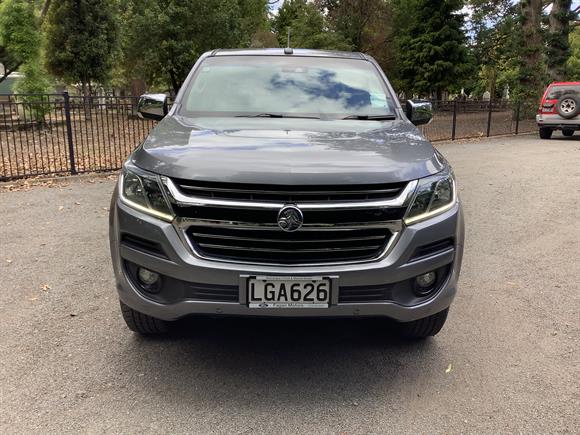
[179,55,396,119]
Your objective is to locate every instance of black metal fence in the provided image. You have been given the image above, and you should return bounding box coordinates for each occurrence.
[0,93,538,181]
[413,99,537,142]
[0,93,156,180]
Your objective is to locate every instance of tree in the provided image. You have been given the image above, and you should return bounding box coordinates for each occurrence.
[44,0,118,95]
[546,0,574,81]
[0,0,41,83]
[393,0,470,99]
[119,0,267,94]
[467,0,520,98]
[271,0,351,51]
[567,27,580,80]
[514,0,543,102]
[316,0,394,74]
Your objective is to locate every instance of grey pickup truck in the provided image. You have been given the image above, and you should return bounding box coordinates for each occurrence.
[109,48,464,338]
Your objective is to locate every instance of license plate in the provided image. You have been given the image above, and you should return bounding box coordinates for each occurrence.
[247,276,331,308]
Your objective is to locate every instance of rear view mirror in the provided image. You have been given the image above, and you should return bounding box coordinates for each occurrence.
[406,99,433,126]
[138,94,168,121]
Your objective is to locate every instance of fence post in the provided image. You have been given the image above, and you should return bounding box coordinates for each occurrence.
[515,101,521,135]
[63,91,77,175]
[451,99,457,140]
[486,98,493,137]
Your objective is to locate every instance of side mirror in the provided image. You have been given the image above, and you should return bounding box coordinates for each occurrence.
[138,93,168,121]
[406,99,433,126]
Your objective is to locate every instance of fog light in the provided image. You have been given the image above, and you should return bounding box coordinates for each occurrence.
[414,271,437,296]
[138,267,159,286]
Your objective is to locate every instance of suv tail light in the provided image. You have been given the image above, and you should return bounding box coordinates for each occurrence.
[538,99,556,114]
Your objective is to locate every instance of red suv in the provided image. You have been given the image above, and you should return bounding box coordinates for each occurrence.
[536,81,580,139]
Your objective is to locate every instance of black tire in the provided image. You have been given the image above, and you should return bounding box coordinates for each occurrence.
[120,300,169,335]
[539,127,553,139]
[556,94,580,119]
[398,308,449,339]
[562,129,574,137]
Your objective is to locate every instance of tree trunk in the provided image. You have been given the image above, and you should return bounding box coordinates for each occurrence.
[169,69,180,95]
[82,81,91,120]
[547,0,573,81]
[40,0,52,24]
[519,0,543,100]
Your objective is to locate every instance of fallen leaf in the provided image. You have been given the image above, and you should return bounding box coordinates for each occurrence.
[41,284,51,291]
[445,364,453,374]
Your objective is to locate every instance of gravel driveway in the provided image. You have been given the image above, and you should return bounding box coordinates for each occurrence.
[1,135,578,434]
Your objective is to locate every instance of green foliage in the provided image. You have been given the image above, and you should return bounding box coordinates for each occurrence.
[118,0,268,93]
[465,0,521,98]
[14,58,52,122]
[393,0,470,98]
[317,0,394,74]
[250,29,280,48]
[567,27,580,80]
[0,0,41,80]
[545,0,573,81]
[271,0,351,51]
[44,0,118,91]
[514,0,546,103]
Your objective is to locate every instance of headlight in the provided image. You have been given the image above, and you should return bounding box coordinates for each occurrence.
[404,169,456,225]
[119,163,174,221]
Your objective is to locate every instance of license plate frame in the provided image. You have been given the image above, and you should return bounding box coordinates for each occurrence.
[243,275,337,308]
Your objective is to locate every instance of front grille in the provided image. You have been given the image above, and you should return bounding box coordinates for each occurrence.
[170,180,409,265]
[185,224,393,263]
[173,179,406,202]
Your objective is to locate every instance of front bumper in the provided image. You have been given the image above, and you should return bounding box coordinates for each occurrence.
[110,188,464,322]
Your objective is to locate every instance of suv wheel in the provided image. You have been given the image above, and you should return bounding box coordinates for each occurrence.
[120,300,169,335]
[539,127,553,139]
[556,94,580,119]
[562,129,574,137]
[397,308,449,339]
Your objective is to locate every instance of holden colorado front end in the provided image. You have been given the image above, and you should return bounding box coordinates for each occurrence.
[109,49,464,338]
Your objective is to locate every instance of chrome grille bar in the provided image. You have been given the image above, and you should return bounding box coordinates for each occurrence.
[191,232,385,243]
[165,178,417,210]
[176,218,403,232]
[196,243,383,253]
[177,184,403,196]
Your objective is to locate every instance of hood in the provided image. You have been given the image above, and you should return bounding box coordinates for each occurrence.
[132,116,444,185]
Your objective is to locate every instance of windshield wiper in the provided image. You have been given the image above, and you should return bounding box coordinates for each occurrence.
[236,113,320,119]
[342,114,396,120]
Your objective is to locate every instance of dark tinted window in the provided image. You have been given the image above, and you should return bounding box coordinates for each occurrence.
[179,56,395,118]
[547,85,580,99]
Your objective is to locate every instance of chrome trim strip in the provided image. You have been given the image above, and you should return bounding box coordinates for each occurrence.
[190,232,386,243]
[175,218,403,232]
[196,243,382,254]
[177,184,403,196]
[165,178,418,210]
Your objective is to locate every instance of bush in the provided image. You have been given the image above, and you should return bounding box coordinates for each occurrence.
[14,60,53,124]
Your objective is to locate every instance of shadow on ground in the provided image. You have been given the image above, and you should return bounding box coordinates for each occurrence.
[112,317,442,410]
